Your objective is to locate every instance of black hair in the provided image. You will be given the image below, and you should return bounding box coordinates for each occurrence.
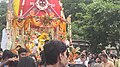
[29,54,38,67]
[101,54,108,58]
[17,56,36,67]
[68,64,87,67]
[110,54,117,59]
[2,50,18,67]
[29,54,37,62]
[15,45,22,49]
[40,51,46,65]
[2,50,17,60]
[0,48,3,60]
[81,54,86,58]
[44,40,49,44]
[0,48,3,52]
[43,40,67,65]
[18,48,28,55]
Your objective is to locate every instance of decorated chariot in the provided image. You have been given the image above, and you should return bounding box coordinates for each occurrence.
[1,0,72,54]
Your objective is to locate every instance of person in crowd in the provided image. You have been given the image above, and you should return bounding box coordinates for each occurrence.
[0,48,3,63]
[29,54,38,67]
[15,45,22,50]
[11,45,22,55]
[1,26,8,51]
[88,53,96,67]
[44,40,49,44]
[74,52,81,64]
[102,50,113,62]
[18,48,28,59]
[79,54,88,67]
[95,56,101,63]
[39,40,50,66]
[109,54,116,63]
[68,64,87,67]
[82,50,88,57]
[110,54,119,64]
[93,56,102,67]
[94,63,102,67]
[43,40,68,67]
[39,50,46,67]
[17,56,36,67]
[100,54,115,67]
[117,57,120,67]
[32,40,39,54]
[0,50,18,67]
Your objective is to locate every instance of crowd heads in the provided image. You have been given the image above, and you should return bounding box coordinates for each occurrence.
[0,40,119,67]
[43,40,68,67]
[17,56,36,67]
[18,48,28,58]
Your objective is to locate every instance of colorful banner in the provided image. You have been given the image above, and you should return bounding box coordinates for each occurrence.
[13,0,61,17]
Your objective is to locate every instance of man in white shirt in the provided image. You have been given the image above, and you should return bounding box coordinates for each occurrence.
[1,28,8,51]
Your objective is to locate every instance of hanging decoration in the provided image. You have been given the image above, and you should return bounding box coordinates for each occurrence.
[7,0,67,51]
[11,14,67,50]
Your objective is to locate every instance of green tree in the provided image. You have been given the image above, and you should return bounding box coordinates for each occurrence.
[0,1,7,41]
[63,0,120,53]
[80,0,120,53]
[62,0,92,21]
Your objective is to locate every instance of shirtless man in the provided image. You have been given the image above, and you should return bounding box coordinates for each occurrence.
[101,54,115,67]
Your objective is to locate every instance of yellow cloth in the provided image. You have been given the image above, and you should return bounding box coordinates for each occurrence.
[13,0,20,16]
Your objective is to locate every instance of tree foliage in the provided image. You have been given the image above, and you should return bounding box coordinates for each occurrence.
[62,0,92,21]
[0,1,7,40]
[63,0,120,53]
[0,1,7,24]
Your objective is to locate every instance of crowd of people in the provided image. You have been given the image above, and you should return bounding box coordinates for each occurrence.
[0,40,120,67]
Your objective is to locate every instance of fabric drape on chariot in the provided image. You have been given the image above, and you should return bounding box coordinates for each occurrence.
[13,0,61,17]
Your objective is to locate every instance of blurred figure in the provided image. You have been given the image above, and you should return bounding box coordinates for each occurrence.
[15,45,22,51]
[94,63,102,67]
[18,48,28,59]
[0,48,3,63]
[43,40,68,67]
[17,56,36,67]
[44,40,49,44]
[117,57,120,67]
[32,39,39,54]
[11,45,22,55]
[29,54,38,67]
[93,56,102,67]
[102,50,113,62]
[82,50,88,57]
[100,54,115,67]
[39,40,49,67]
[1,27,8,51]
[68,64,87,67]
[95,56,101,63]
[79,54,88,67]
[0,50,18,67]
[109,54,117,63]
[39,51,46,67]
[88,53,96,67]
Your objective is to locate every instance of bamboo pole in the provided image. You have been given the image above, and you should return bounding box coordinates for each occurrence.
[67,15,72,45]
